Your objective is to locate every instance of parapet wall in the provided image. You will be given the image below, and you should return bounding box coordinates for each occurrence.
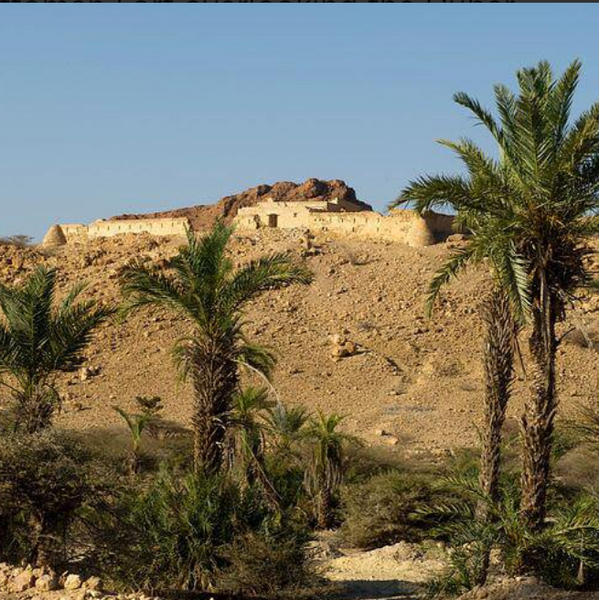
[48,217,190,244]
[234,203,454,247]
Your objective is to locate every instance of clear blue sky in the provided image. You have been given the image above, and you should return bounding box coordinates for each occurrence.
[1,5,599,240]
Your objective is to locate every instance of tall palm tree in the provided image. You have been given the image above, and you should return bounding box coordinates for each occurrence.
[120,223,312,474]
[304,412,356,530]
[394,60,599,531]
[393,127,525,553]
[0,266,114,433]
[393,198,519,583]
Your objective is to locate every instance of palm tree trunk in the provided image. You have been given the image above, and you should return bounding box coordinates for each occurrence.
[17,383,55,434]
[520,278,557,531]
[316,487,333,530]
[475,290,516,586]
[190,341,238,475]
[478,291,516,512]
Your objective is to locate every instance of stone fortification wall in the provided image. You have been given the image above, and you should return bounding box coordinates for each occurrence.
[45,218,189,246]
[88,218,189,238]
[234,202,454,247]
[60,224,89,243]
[235,198,369,230]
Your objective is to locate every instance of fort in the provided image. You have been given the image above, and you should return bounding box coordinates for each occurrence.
[42,181,455,248]
[43,202,454,248]
[233,197,455,247]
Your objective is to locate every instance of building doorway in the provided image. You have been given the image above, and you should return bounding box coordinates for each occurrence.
[268,214,278,228]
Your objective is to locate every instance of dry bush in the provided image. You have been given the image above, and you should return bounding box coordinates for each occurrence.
[0,430,103,566]
[339,470,441,549]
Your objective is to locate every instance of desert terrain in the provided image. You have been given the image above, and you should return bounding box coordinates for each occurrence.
[3,227,598,456]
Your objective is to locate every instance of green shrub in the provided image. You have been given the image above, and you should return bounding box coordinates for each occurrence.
[265,454,309,514]
[103,468,254,591]
[425,475,599,595]
[97,464,323,596]
[339,470,441,549]
[0,431,99,566]
[219,527,322,598]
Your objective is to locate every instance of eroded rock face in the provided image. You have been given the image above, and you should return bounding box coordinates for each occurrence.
[112,179,371,231]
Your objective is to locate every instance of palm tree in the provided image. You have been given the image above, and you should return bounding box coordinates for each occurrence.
[393,133,524,555]
[120,223,312,474]
[228,386,284,509]
[0,267,114,433]
[113,396,163,474]
[113,406,150,474]
[304,412,356,529]
[478,291,517,514]
[265,402,310,460]
[394,60,599,531]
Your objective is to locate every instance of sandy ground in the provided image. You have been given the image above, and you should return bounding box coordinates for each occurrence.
[322,541,444,599]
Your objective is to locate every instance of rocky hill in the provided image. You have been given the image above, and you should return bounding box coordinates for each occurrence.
[2,228,598,458]
[112,178,372,231]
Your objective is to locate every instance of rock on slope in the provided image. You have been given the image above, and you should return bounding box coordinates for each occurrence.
[111,178,372,231]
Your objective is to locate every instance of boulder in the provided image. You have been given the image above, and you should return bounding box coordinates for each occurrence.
[331,340,358,360]
[10,569,35,592]
[36,573,59,591]
[64,573,83,590]
[84,576,103,591]
[446,233,469,248]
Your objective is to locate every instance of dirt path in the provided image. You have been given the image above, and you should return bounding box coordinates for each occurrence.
[322,541,444,600]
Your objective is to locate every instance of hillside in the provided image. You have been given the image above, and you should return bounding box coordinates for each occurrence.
[2,228,598,456]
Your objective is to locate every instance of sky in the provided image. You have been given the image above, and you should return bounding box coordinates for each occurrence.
[1,5,599,240]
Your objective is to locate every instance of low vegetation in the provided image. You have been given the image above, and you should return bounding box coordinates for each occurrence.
[0,234,33,248]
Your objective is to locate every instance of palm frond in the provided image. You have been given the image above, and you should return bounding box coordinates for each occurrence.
[222,253,312,313]
[237,340,277,380]
[453,91,503,146]
[47,301,115,371]
[491,242,532,323]
[120,263,194,319]
[425,245,477,317]
[391,174,473,214]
